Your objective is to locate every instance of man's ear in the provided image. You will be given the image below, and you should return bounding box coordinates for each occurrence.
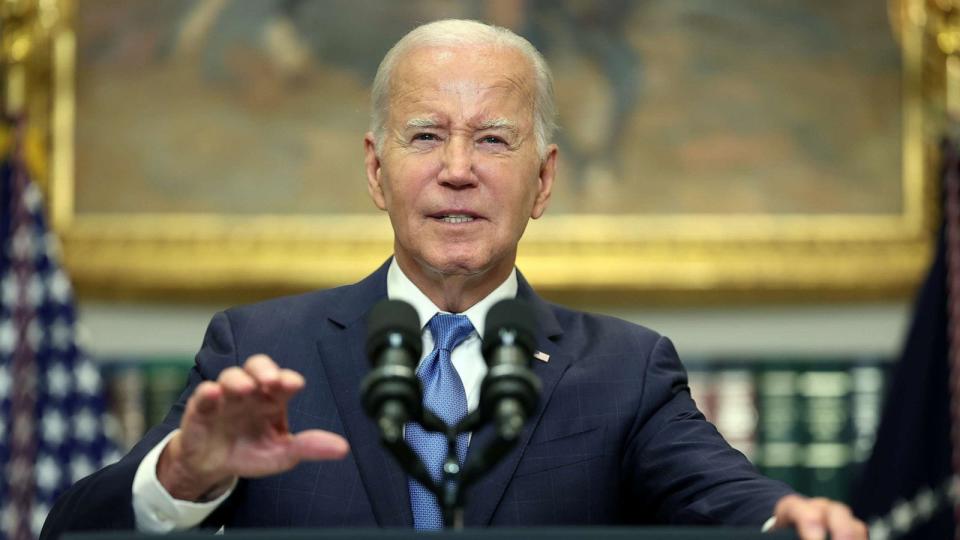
[364,133,387,211]
[530,144,558,219]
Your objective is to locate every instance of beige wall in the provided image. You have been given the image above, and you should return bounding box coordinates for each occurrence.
[78,301,911,362]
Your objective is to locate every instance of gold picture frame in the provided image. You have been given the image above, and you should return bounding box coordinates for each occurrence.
[8,0,943,303]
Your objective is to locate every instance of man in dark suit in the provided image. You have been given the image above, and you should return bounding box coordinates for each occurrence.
[43,19,866,540]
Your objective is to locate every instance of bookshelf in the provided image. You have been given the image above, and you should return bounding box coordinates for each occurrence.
[97,354,889,504]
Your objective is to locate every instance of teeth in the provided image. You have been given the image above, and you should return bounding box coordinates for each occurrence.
[440,214,474,224]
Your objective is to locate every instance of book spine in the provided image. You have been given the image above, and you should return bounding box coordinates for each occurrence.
[106,365,147,451]
[756,368,804,491]
[713,368,758,462]
[687,364,718,424]
[799,366,853,501]
[849,362,885,465]
[145,361,190,428]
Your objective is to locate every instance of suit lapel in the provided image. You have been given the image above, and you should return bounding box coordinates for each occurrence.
[317,264,569,527]
[316,261,414,527]
[463,274,570,526]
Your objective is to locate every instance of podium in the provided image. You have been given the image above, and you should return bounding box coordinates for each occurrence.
[64,527,798,539]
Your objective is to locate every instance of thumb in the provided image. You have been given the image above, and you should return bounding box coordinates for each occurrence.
[774,495,827,540]
[796,522,826,540]
[291,430,350,461]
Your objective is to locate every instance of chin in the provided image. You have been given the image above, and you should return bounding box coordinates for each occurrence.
[422,249,493,278]
[427,258,486,277]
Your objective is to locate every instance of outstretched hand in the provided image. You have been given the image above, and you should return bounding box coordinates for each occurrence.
[772,494,868,540]
[157,354,350,501]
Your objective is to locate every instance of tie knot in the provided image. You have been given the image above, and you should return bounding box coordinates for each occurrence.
[428,313,474,352]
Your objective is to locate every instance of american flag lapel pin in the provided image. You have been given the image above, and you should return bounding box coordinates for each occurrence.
[533,350,550,363]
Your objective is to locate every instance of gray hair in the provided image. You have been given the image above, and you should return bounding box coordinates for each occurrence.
[370,19,557,158]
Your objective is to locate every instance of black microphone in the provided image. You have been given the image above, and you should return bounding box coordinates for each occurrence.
[479,299,541,441]
[361,299,422,443]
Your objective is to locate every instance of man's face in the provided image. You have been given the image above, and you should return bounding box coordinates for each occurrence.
[365,44,556,284]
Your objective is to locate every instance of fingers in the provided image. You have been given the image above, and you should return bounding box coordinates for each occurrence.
[191,381,223,415]
[292,430,351,461]
[219,366,257,398]
[183,355,305,430]
[825,501,868,540]
[774,495,867,540]
[242,354,305,397]
[244,354,280,387]
[181,381,225,430]
[776,495,826,540]
[277,368,306,394]
[215,355,304,399]
[175,354,322,482]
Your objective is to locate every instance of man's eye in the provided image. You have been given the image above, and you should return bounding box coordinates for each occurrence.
[412,133,439,142]
[479,135,506,145]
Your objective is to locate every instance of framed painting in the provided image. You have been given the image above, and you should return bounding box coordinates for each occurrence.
[21,0,942,300]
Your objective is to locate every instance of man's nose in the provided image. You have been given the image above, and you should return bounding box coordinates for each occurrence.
[437,136,478,188]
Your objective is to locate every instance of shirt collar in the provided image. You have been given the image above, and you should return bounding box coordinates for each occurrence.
[386,258,518,338]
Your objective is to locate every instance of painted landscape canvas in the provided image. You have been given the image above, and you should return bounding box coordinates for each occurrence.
[75,0,902,217]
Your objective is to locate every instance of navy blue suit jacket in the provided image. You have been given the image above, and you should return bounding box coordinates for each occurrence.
[42,262,792,537]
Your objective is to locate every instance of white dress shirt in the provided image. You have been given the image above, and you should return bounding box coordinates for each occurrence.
[387,259,517,413]
[131,259,516,532]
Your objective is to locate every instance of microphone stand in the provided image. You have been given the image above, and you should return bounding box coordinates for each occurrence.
[374,407,526,530]
[365,298,539,530]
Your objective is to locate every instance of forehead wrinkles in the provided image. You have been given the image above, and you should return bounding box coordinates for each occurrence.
[388,46,536,124]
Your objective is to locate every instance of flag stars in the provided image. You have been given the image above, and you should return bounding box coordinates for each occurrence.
[30,502,50,537]
[23,183,43,213]
[869,519,890,540]
[70,454,95,482]
[914,488,935,520]
[35,454,62,493]
[73,407,98,442]
[890,499,914,533]
[3,151,116,538]
[75,362,102,396]
[50,319,72,351]
[11,226,38,261]
[103,447,123,467]
[1,503,16,537]
[41,408,67,446]
[47,269,72,304]
[46,363,71,399]
[44,232,64,261]
[1,272,17,305]
[0,171,112,538]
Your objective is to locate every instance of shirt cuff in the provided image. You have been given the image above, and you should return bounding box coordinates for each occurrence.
[132,429,238,533]
[761,515,777,532]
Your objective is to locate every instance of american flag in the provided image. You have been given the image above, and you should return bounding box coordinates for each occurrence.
[0,119,118,540]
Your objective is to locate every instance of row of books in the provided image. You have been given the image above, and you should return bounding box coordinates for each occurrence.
[98,356,889,503]
[103,360,193,450]
[686,358,887,502]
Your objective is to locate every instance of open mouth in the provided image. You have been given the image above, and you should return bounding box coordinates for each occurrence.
[437,214,475,224]
[430,211,481,224]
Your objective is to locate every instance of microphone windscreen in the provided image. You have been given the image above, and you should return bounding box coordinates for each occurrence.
[366,299,422,360]
[483,299,537,354]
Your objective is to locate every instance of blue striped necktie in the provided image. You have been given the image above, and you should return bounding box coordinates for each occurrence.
[406,313,473,529]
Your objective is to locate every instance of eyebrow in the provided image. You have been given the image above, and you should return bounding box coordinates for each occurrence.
[475,118,518,134]
[402,116,519,134]
[404,117,440,129]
